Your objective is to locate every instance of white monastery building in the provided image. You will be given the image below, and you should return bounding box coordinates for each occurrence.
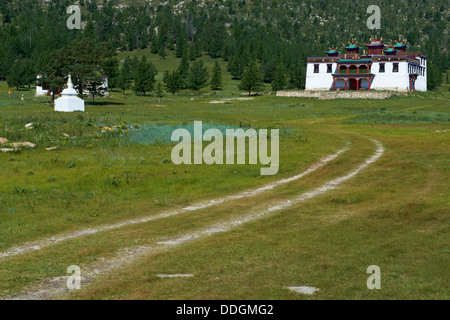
[305,39,427,92]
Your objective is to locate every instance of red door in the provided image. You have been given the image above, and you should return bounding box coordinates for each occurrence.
[349,79,357,90]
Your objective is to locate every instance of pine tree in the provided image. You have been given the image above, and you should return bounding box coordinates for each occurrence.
[427,63,443,91]
[163,70,170,84]
[134,56,158,95]
[130,57,139,79]
[289,61,305,90]
[104,58,119,90]
[187,43,196,61]
[69,38,116,97]
[262,59,277,83]
[271,63,288,92]
[150,40,159,54]
[175,34,187,58]
[117,63,132,93]
[8,59,35,89]
[166,71,182,95]
[7,60,25,90]
[228,55,241,79]
[238,61,263,96]
[186,60,209,92]
[228,54,248,79]
[210,61,223,90]
[158,45,167,59]
[178,50,190,88]
[155,81,165,103]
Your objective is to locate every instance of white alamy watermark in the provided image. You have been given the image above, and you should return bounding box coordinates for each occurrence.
[366,265,381,290]
[67,5,81,30]
[66,265,81,290]
[171,121,279,176]
[366,5,381,30]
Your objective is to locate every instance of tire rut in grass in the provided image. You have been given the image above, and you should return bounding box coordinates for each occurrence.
[2,138,384,300]
[0,145,350,262]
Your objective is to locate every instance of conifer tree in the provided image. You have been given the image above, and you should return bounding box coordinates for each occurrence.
[210,61,223,90]
[158,45,167,59]
[150,40,159,54]
[155,81,165,103]
[134,56,158,95]
[175,34,187,58]
[427,63,443,91]
[178,50,190,88]
[166,71,182,95]
[186,60,209,92]
[104,58,119,90]
[271,63,288,92]
[163,70,170,84]
[130,57,140,79]
[117,63,132,93]
[238,61,263,96]
[7,60,26,90]
[289,61,305,90]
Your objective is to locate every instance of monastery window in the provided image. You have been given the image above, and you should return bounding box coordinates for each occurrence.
[327,64,332,73]
[314,64,319,73]
[393,63,399,73]
[379,63,385,73]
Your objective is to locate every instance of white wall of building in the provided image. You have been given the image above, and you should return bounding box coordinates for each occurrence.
[370,61,410,91]
[305,62,336,90]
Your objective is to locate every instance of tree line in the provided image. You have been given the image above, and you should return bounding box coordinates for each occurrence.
[0,0,448,91]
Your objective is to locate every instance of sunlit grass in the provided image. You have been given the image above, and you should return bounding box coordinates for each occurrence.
[0,62,449,299]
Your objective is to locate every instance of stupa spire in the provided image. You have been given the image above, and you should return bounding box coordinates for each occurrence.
[67,74,74,89]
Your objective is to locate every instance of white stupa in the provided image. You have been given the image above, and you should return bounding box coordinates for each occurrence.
[54,75,85,112]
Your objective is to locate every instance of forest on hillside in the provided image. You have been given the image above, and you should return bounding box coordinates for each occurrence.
[0,0,448,90]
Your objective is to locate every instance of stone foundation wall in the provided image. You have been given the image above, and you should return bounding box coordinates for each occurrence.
[276,90,407,100]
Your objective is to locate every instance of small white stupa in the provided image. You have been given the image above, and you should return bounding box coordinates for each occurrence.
[54,75,85,112]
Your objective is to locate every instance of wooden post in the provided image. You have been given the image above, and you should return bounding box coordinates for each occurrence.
[356,78,360,91]
[333,78,336,91]
[368,78,371,91]
[344,79,347,91]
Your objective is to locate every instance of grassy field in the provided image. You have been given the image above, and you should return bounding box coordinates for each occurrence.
[0,54,449,300]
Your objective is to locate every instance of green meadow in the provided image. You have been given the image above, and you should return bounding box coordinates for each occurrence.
[0,55,449,300]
